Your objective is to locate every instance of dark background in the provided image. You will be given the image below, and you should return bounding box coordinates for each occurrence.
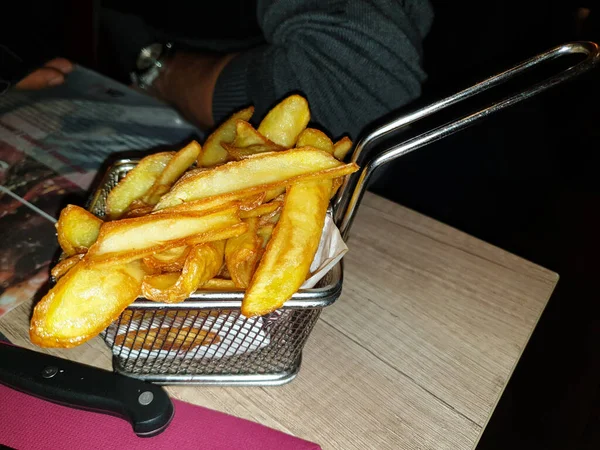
[5,1,600,448]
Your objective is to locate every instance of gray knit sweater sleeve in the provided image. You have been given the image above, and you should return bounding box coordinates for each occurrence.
[212,0,433,139]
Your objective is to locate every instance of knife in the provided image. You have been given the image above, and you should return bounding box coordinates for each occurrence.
[0,342,174,437]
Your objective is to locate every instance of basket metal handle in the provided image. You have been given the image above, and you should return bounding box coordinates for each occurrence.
[333,41,600,240]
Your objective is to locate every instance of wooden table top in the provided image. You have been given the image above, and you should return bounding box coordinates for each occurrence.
[0,192,558,450]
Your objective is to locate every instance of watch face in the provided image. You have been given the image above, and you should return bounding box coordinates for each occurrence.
[136,43,163,71]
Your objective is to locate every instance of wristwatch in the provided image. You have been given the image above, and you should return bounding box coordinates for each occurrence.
[130,42,173,90]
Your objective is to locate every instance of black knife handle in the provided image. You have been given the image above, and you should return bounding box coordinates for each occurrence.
[0,342,173,437]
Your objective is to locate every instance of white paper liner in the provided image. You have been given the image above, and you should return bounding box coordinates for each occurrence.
[302,213,348,288]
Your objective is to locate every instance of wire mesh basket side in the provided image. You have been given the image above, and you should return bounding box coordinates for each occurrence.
[102,306,322,381]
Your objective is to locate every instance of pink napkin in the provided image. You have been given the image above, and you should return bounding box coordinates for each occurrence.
[0,383,321,449]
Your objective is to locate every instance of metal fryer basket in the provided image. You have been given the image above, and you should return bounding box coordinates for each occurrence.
[93,42,598,385]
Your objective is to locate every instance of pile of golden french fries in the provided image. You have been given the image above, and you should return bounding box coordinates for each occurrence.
[30,95,358,348]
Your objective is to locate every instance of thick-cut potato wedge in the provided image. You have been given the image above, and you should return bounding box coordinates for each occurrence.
[225,218,261,288]
[143,141,201,205]
[155,148,358,210]
[85,207,241,264]
[105,152,174,219]
[51,254,84,280]
[242,178,331,317]
[197,107,254,167]
[115,326,220,351]
[56,205,103,256]
[258,209,281,227]
[257,224,275,247]
[333,136,353,161]
[122,205,154,218]
[143,246,190,274]
[185,222,248,246]
[200,278,237,290]
[264,186,285,201]
[239,201,282,219]
[258,95,310,147]
[296,128,334,154]
[233,120,281,148]
[154,192,264,215]
[30,260,146,348]
[141,272,179,293]
[223,144,281,161]
[142,242,224,303]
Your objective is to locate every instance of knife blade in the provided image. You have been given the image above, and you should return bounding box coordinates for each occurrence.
[0,342,174,437]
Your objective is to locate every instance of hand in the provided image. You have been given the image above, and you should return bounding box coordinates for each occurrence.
[151,52,236,129]
[16,58,74,90]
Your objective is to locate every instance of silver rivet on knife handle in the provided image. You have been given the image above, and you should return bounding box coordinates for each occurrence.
[41,366,58,379]
[138,391,154,405]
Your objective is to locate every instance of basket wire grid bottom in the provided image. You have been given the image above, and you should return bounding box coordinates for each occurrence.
[102,306,322,385]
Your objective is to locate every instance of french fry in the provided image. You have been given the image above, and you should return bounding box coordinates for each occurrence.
[143,141,201,205]
[56,205,103,256]
[225,218,262,288]
[51,254,84,280]
[154,192,264,215]
[257,224,275,248]
[105,152,174,219]
[239,201,282,219]
[333,136,353,161]
[297,128,334,154]
[141,241,225,303]
[242,178,332,317]
[142,246,190,274]
[200,278,237,290]
[264,186,286,201]
[115,326,220,351]
[233,120,281,148]
[258,95,310,147]
[30,260,146,348]
[223,143,280,161]
[85,207,241,265]
[197,107,254,167]
[155,148,358,210]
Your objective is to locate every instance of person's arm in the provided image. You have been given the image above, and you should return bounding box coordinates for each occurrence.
[212,0,434,138]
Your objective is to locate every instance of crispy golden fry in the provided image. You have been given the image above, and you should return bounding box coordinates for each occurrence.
[143,141,201,205]
[225,218,261,288]
[115,326,220,351]
[242,178,331,317]
[239,201,282,219]
[262,188,284,203]
[233,120,280,148]
[258,95,310,147]
[56,205,103,256]
[141,242,225,303]
[296,128,334,154]
[51,254,84,280]
[200,278,237,290]
[258,209,281,227]
[185,222,248,246]
[197,107,254,167]
[30,260,146,348]
[224,144,280,161]
[85,207,241,265]
[154,192,264,215]
[105,152,174,219]
[122,205,154,218]
[155,148,358,210]
[333,136,353,161]
[142,246,190,274]
[257,224,275,248]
